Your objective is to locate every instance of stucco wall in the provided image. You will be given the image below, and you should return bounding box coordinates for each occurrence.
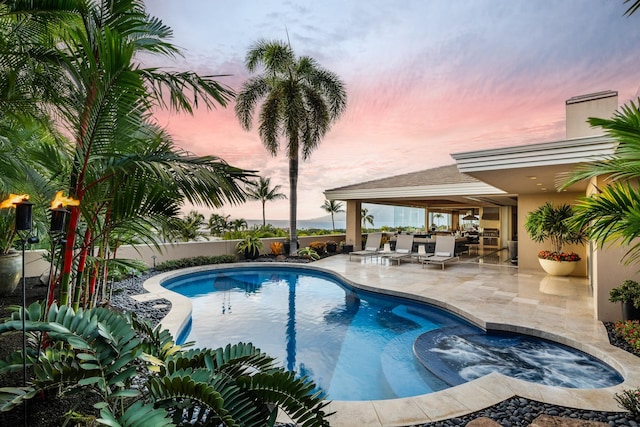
[517,192,587,276]
[21,234,347,279]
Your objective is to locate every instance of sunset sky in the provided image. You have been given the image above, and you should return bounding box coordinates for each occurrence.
[143,0,640,221]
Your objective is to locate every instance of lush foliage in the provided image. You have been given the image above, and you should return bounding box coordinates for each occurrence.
[298,247,320,260]
[155,255,237,272]
[0,302,332,426]
[269,241,284,255]
[235,234,264,257]
[615,320,640,353]
[236,39,347,255]
[524,202,586,254]
[614,387,640,418]
[0,1,252,310]
[309,241,327,253]
[537,250,581,262]
[609,280,640,309]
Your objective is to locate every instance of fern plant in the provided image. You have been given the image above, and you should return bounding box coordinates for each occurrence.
[0,302,332,426]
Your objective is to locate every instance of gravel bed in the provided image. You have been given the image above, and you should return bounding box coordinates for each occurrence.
[110,271,640,426]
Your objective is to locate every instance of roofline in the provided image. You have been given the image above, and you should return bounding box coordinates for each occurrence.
[451,135,617,173]
[324,182,507,201]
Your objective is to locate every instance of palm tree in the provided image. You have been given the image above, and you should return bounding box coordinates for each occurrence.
[231,218,248,231]
[560,100,640,265]
[246,176,287,226]
[208,213,231,236]
[361,208,374,229]
[236,39,347,255]
[2,1,252,308]
[321,200,344,231]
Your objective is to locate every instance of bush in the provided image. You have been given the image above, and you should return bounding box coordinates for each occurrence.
[309,241,326,253]
[615,320,640,352]
[155,255,236,271]
[614,387,640,418]
[270,241,284,255]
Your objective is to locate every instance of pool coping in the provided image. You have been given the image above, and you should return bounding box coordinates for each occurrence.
[142,262,640,426]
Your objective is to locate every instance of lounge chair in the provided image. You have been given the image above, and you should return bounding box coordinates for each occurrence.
[349,233,382,261]
[380,234,414,265]
[411,244,431,263]
[422,235,459,269]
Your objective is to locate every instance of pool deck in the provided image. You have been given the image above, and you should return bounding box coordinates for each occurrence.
[142,255,640,427]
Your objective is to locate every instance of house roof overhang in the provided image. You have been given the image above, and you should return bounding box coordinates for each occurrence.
[451,135,617,194]
[324,164,516,209]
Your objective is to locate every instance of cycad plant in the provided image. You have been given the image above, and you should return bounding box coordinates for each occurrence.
[0,302,332,426]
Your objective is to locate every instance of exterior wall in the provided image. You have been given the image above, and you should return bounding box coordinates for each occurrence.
[589,175,640,321]
[517,192,587,276]
[566,91,617,139]
[21,234,347,279]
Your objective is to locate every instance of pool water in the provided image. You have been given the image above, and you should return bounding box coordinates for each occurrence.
[164,267,622,401]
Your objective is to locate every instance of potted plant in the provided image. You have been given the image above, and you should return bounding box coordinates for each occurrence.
[339,241,353,254]
[235,234,263,260]
[609,279,640,321]
[309,241,326,255]
[325,240,338,253]
[298,246,320,261]
[524,202,587,276]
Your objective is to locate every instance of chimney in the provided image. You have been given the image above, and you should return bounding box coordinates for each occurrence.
[565,90,618,139]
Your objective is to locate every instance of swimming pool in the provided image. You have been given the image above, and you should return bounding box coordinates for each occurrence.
[163,266,623,401]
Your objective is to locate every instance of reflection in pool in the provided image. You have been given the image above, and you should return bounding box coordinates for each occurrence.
[164,266,623,401]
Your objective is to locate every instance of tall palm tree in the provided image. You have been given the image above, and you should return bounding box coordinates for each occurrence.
[561,100,640,265]
[361,207,374,229]
[236,39,347,255]
[246,176,287,226]
[321,199,343,231]
[2,1,252,308]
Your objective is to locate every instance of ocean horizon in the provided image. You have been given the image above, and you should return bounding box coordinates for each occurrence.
[246,218,401,230]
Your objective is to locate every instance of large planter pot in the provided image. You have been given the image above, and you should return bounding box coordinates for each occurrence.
[243,248,260,260]
[0,251,21,294]
[326,243,337,253]
[538,258,578,276]
[622,301,640,321]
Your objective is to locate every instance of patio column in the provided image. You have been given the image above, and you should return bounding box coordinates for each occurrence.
[346,200,362,250]
[424,208,429,231]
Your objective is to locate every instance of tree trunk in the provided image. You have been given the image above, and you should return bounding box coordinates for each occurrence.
[289,155,298,255]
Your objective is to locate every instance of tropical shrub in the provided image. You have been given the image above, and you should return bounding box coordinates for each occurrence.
[270,241,284,255]
[524,202,586,258]
[610,280,640,309]
[615,320,640,352]
[155,255,236,272]
[0,303,332,426]
[309,241,326,254]
[298,247,320,260]
[614,387,640,418]
[236,235,263,259]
